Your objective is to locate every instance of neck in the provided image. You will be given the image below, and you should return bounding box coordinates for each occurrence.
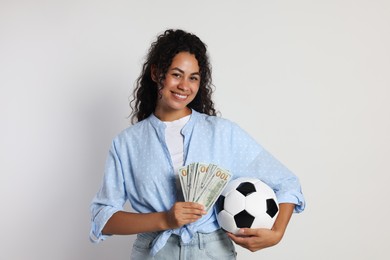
[154,107,192,122]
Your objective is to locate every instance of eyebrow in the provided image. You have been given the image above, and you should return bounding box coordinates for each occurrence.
[171,67,200,76]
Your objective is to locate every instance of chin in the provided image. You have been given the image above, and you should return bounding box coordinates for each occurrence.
[169,101,191,110]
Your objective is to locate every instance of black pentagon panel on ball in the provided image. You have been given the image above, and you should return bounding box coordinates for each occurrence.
[266,198,279,217]
[215,195,225,214]
[234,210,255,228]
[236,182,256,196]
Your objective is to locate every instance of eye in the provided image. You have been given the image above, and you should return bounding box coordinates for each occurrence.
[190,76,200,81]
[171,73,181,78]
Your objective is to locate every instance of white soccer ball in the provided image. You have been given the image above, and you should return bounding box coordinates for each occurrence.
[215,177,279,234]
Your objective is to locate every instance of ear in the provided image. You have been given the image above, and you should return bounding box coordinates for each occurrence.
[151,65,158,82]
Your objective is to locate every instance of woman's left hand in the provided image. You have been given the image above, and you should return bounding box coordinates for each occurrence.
[227,228,283,252]
[227,203,295,252]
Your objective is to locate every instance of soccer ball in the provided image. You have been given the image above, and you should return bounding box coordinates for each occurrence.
[215,177,279,234]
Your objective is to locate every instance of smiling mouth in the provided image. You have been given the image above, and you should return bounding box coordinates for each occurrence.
[172,92,188,100]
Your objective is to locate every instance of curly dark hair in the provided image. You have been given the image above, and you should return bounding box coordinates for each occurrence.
[129,29,217,123]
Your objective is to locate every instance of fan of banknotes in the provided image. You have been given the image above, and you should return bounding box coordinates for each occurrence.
[178,162,232,212]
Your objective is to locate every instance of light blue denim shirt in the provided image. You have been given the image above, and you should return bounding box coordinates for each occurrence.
[90,110,305,255]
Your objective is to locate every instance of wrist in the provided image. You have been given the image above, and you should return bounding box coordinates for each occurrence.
[160,211,172,230]
[271,228,284,245]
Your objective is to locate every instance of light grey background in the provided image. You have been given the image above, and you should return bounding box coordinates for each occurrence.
[1,0,389,259]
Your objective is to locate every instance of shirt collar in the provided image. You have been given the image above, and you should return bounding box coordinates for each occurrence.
[147,109,200,133]
[148,112,167,130]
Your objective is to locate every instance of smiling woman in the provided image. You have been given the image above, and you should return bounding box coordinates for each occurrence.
[130,29,216,123]
[89,29,305,259]
[154,52,201,121]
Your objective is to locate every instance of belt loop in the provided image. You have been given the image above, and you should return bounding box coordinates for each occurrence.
[198,232,204,250]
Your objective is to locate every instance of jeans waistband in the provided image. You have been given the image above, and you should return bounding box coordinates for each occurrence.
[136,228,226,247]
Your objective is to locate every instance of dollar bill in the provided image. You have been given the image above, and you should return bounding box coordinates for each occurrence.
[178,165,189,201]
[194,162,209,198]
[194,166,231,212]
[178,162,232,212]
[188,163,196,202]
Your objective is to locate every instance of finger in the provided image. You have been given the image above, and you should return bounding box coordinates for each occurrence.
[181,214,203,224]
[172,203,197,212]
[187,214,203,221]
[181,209,206,218]
[227,232,245,243]
[176,206,204,215]
[172,212,202,224]
[181,204,206,215]
[188,208,207,215]
[227,233,249,248]
[181,208,204,216]
[238,228,259,236]
[226,232,238,242]
[183,202,205,210]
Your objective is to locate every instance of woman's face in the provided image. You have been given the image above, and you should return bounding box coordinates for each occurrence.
[154,52,200,121]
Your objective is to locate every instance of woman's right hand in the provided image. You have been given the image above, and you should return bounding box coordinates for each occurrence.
[102,203,207,235]
[166,202,207,229]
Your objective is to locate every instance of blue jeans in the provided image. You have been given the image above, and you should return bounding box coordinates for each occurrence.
[131,229,237,260]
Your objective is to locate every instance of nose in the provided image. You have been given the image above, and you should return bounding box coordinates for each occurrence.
[177,78,189,91]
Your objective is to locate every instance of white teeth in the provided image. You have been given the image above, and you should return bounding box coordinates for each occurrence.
[173,93,187,99]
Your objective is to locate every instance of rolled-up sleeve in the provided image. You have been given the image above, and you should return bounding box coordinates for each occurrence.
[90,140,127,242]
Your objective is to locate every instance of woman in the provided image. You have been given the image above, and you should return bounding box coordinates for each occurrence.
[90,29,305,259]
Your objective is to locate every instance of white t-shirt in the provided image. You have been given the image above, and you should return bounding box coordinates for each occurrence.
[164,115,190,201]
[163,115,191,173]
